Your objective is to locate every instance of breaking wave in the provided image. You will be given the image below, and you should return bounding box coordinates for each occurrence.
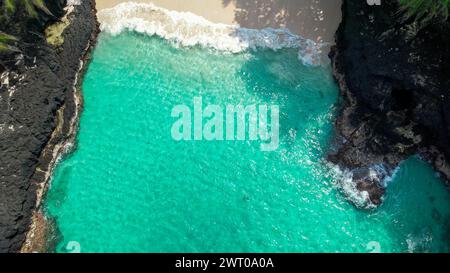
[98,2,325,66]
[329,164,377,209]
[328,163,398,210]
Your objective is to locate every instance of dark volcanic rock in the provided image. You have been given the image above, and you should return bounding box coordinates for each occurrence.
[352,165,388,206]
[0,0,98,253]
[329,0,450,206]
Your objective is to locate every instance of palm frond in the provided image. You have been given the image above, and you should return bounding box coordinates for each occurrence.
[0,31,18,43]
[399,0,450,23]
[31,0,53,16]
[22,0,38,18]
[2,0,53,18]
[3,0,16,13]
[0,31,19,52]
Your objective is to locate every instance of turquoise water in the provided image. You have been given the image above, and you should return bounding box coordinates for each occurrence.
[45,32,450,253]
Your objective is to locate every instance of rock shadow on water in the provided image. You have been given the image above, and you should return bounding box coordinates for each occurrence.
[372,157,450,253]
[236,48,338,157]
[222,0,342,44]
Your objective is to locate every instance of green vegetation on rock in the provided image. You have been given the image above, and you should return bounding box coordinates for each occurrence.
[45,13,70,47]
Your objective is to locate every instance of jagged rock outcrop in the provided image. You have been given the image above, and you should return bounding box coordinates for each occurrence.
[329,0,450,206]
[0,0,98,253]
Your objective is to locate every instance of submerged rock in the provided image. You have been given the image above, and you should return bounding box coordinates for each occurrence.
[329,0,450,207]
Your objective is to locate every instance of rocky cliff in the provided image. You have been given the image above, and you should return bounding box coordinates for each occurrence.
[0,0,98,252]
[329,0,450,207]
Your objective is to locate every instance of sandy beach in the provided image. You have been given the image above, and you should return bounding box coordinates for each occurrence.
[95,0,342,44]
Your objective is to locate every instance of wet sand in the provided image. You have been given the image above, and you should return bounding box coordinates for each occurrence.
[95,0,342,43]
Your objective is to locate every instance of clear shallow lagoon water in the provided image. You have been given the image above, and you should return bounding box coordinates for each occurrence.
[45,32,450,253]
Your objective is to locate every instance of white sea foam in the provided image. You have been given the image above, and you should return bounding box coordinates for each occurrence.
[328,162,402,209]
[98,2,325,66]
